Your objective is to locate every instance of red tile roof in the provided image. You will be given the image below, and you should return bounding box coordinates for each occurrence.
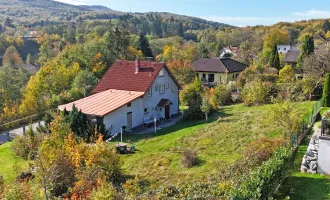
[93,60,166,93]
[58,89,144,117]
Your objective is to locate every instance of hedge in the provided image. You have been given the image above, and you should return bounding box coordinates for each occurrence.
[230,147,293,200]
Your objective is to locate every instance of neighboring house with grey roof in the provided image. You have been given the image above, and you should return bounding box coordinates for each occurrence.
[192,57,248,86]
[283,50,300,67]
[283,50,303,79]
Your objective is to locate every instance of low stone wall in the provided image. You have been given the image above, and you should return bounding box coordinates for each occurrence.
[301,129,320,174]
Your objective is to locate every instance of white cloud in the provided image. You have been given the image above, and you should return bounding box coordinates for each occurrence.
[200,16,280,27]
[55,0,88,5]
[292,10,330,18]
[202,10,330,27]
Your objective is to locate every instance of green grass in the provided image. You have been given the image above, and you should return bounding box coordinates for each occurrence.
[0,142,29,183]
[276,114,330,200]
[109,102,315,189]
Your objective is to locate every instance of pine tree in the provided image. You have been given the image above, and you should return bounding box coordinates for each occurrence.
[269,44,280,70]
[26,53,32,65]
[297,35,314,68]
[138,32,153,58]
[322,73,330,107]
[323,20,330,33]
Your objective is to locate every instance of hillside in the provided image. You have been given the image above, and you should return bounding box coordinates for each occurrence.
[0,0,232,29]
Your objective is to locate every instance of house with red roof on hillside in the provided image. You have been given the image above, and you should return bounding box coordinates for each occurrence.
[59,59,181,135]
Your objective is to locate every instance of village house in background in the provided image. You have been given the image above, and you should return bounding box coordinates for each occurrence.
[59,59,181,135]
[220,45,239,57]
[277,43,299,54]
[192,57,248,87]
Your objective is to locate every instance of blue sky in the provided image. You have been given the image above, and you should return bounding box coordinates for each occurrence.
[56,0,330,27]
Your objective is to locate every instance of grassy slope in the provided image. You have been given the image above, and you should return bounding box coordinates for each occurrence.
[109,102,314,189]
[0,142,29,183]
[276,108,330,200]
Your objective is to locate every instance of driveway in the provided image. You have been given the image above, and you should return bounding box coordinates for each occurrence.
[0,121,45,144]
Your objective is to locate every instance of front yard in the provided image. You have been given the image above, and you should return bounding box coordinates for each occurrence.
[0,142,29,183]
[109,102,315,189]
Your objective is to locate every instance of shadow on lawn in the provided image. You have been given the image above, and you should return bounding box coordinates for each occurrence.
[275,175,330,200]
[109,109,233,144]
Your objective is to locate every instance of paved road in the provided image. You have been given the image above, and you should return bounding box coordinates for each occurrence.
[0,121,45,144]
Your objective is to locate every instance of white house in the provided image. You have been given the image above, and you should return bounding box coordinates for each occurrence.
[277,44,299,54]
[59,59,181,135]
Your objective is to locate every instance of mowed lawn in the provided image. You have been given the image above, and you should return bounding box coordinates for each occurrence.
[276,108,330,200]
[109,102,315,188]
[0,142,29,183]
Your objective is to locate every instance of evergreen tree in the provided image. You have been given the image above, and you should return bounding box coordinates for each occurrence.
[269,44,280,70]
[297,35,314,68]
[322,73,330,107]
[26,53,32,65]
[2,46,23,68]
[323,20,330,33]
[138,32,153,58]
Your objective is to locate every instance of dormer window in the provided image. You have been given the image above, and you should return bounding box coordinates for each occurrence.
[159,69,164,77]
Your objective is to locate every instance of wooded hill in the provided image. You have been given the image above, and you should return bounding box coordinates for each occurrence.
[0,0,232,30]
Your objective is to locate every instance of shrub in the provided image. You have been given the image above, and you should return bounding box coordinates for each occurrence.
[180,78,204,120]
[0,175,4,198]
[323,73,330,107]
[230,147,293,199]
[241,79,269,106]
[181,149,198,168]
[11,127,44,160]
[210,85,232,108]
[89,182,116,200]
[279,65,295,83]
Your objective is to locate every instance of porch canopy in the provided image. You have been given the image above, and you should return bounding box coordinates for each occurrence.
[157,99,172,107]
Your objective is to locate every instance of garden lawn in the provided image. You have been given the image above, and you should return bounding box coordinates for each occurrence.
[0,142,29,183]
[109,102,315,189]
[276,108,330,200]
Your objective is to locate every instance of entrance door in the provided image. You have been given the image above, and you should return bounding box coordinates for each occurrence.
[127,112,132,128]
[165,105,170,119]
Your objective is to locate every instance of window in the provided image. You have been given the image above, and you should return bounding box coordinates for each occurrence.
[278,48,280,50]
[232,74,235,79]
[148,87,152,96]
[144,107,149,113]
[159,69,164,77]
[165,82,169,89]
[159,84,165,94]
[284,48,287,50]
[127,102,131,107]
[171,83,175,92]
[201,73,207,82]
[208,74,215,82]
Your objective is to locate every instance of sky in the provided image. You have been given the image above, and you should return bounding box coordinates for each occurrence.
[55,0,330,27]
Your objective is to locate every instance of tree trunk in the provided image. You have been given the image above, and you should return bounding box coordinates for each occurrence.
[205,113,208,122]
[84,88,87,98]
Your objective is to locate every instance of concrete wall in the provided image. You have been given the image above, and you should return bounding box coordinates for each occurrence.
[317,136,330,174]
[143,67,179,120]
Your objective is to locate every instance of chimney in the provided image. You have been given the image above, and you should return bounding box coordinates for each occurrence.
[146,57,154,61]
[135,58,140,74]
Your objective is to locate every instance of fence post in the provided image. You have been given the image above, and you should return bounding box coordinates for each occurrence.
[23,126,25,134]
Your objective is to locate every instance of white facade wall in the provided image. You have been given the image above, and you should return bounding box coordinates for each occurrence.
[277,44,299,54]
[103,97,144,135]
[143,67,179,120]
[103,66,179,134]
